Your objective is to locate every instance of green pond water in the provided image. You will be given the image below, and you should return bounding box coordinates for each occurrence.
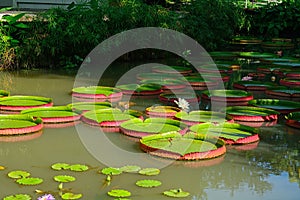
[0,68,299,200]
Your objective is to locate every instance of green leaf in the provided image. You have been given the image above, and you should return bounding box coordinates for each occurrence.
[101,167,122,175]
[61,192,82,199]
[138,168,160,176]
[16,177,43,185]
[14,23,28,29]
[51,163,70,170]
[8,170,30,179]
[107,189,131,198]
[54,175,76,183]
[120,165,141,173]
[136,179,162,188]
[3,194,31,200]
[163,188,190,198]
[68,164,89,172]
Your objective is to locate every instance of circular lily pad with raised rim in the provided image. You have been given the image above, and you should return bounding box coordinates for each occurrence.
[140,79,187,91]
[152,65,192,75]
[183,76,219,90]
[117,83,162,96]
[175,110,227,126]
[16,177,43,185]
[0,96,53,112]
[0,115,43,135]
[266,88,300,98]
[257,65,291,74]
[159,92,200,105]
[0,90,9,97]
[196,64,233,74]
[81,108,143,132]
[248,99,300,114]
[163,188,190,198]
[68,102,111,113]
[285,112,300,129]
[120,118,187,138]
[21,106,81,123]
[71,86,122,102]
[280,78,300,87]
[233,81,276,91]
[190,122,259,145]
[190,73,230,83]
[225,106,279,122]
[145,106,181,118]
[140,131,226,160]
[136,72,182,81]
[201,90,253,106]
[238,52,275,59]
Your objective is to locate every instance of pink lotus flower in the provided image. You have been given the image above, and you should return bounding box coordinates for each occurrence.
[38,194,55,200]
[241,76,253,81]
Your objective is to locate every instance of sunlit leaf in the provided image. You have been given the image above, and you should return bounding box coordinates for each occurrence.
[61,192,82,199]
[8,170,30,179]
[120,165,141,173]
[138,168,160,176]
[54,175,76,183]
[107,189,131,198]
[68,164,89,172]
[101,167,122,175]
[136,179,162,188]
[16,177,43,185]
[0,165,5,170]
[51,163,70,170]
[163,188,190,198]
[3,194,31,200]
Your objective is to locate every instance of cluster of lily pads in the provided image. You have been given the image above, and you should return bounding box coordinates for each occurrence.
[0,163,190,199]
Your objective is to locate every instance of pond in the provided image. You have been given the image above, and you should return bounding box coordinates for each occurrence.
[0,63,300,200]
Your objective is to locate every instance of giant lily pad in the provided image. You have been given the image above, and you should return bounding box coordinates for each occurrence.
[248,99,300,114]
[120,118,187,138]
[116,83,162,96]
[136,73,181,81]
[138,168,160,176]
[0,95,53,111]
[238,52,275,59]
[266,88,300,98]
[145,106,181,118]
[175,110,227,126]
[21,106,81,123]
[163,188,190,198]
[190,122,259,145]
[16,177,43,185]
[81,108,143,129]
[68,102,111,113]
[233,81,276,91]
[209,51,237,60]
[8,170,30,179]
[136,179,162,188]
[285,111,300,129]
[107,189,131,198]
[159,92,200,105]
[71,86,122,102]
[61,193,82,199]
[225,106,279,122]
[140,131,226,160]
[280,78,300,87]
[152,65,192,75]
[68,164,89,172]
[3,194,31,200]
[0,115,43,135]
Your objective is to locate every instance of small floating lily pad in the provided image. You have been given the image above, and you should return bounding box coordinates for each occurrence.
[233,81,276,91]
[61,193,82,199]
[101,167,122,175]
[163,188,190,198]
[68,164,89,172]
[152,65,192,75]
[249,99,300,114]
[54,175,76,183]
[0,90,9,97]
[138,168,160,176]
[120,165,141,173]
[8,170,30,179]
[136,179,162,188]
[107,189,131,198]
[16,177,43,185]
[3,194,31,200]
[51,163,70,170]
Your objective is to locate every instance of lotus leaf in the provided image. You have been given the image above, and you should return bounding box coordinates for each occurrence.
[120,165,141,173]
[138,168,160,176]
[3,194,31,200]
[21,106,80,118]
[0,96,52,106]
[101,167,122,175]
[107,189,131,198]
[136,179,162,188]
[54,175,76,183]
[61,193,82,199]
[51,163,70,170]
[68,164,89,172]
[8,170,30,179]
[72,86,120,96]
[163,188,190,198]
[16,177,43,185]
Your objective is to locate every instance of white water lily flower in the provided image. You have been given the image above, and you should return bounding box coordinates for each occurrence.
[174,98,190,112]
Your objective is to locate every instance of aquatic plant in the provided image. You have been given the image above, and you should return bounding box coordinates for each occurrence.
[16,177,43,185]
[37,194,55,200]
[136,179,162,188]
[138,168,160,176]
[120,165,141,173]
[53,175,76,183]
[163,188,190,198]
[3,194,31,200]
[107,189,131,198]
[174,98,190,112]
[101,167,122,175]
[60,193,82,199]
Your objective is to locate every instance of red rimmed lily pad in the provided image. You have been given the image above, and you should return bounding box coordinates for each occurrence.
[140,79,187,91]
[140,131,226,160]
[238,52,275,59]
[285,112,300,129]
[136,72,182,81]
[209,51,238,60]
[266,88,300,98]
[225,106,279,122]
[116,83,162,96]
[249,99,300,114]
[174,110,227,126]
[257,66,291,74]
[196,64,233,74]
[21,106,81,123]
[0,96,53,112]
[159,92,200,105]
[71,86,123,102]
[201,90,253,106]
[152,65,192,75]
[81,108,143,132]
[233,81,276,91]
[0,90,9,97]
[0,115,43,135]
[68,102,112,113]
[145,106,181,118]
[183,76,219,90]
[120,118,187,138]
[279,78,300,87]
[0,130,43,142]
[190,122,259,145]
